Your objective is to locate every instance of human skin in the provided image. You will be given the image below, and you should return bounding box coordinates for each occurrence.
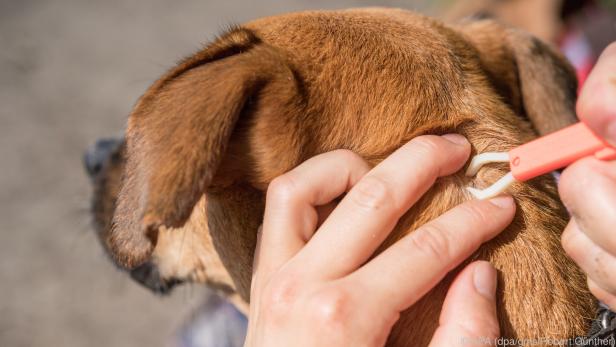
[245,134,516,347]
[559,43,616,309]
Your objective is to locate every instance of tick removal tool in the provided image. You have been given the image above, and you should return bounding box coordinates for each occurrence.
[465,122,616,200]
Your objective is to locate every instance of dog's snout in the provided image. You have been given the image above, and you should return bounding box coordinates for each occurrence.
[130,262,182,295]
[83,138,122,178]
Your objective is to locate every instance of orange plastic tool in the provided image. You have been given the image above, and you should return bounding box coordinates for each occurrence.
[466,122,616,200]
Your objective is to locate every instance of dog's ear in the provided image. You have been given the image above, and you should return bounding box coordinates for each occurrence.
[457,20,578,135]
[110,28,300,268]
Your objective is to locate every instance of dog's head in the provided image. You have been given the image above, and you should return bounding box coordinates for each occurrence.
[94,8,593,342]
[84,138,239,298]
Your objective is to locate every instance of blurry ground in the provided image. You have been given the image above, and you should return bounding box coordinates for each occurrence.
[0,1,438,346]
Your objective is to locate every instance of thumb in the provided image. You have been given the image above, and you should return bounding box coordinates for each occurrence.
[429,261,500,347]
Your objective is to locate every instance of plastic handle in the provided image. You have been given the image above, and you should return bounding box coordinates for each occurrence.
[509,122,615,182]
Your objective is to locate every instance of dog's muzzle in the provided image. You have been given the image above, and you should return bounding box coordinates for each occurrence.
[83,137,122,179]
[130,262,183,295]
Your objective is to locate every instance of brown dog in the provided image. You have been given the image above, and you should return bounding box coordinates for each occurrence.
[93,8,595,346]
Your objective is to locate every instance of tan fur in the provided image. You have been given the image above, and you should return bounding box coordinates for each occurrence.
[103,8,594,345]
[154,198,249,313]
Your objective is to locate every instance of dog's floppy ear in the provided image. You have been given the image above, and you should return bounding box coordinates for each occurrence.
[111,28,298,268]
[457,20,578,135]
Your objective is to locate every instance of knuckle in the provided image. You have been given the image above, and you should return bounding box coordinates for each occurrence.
[267,175,298,204]
[331,149,362,164]
[410,224,452,260]
[562,245,579,265]
[262,274,299,317]
[561,231,583,263]
[331,149,369,173]
[560,226,576,255]
[308,287,351,328]
[349,175,394,211]
[339,149,370,175]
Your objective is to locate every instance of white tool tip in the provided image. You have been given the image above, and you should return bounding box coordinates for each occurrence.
[466,172,516,200]
[465,152,510,176]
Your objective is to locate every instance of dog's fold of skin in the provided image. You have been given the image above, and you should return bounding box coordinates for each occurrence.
[98,8,595,346]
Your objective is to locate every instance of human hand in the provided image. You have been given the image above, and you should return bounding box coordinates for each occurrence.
[245,134,516,347]
[559,43,616,308]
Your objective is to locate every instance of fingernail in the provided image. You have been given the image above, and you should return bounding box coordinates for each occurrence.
[488,195,514,209]
[473,261,497,300]
[441,133,468,146]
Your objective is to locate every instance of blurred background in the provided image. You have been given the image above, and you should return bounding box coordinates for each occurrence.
[0,0,614,346]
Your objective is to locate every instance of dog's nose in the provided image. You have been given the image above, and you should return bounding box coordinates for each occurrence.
[129,262,182,295]
[83,138,122,178]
